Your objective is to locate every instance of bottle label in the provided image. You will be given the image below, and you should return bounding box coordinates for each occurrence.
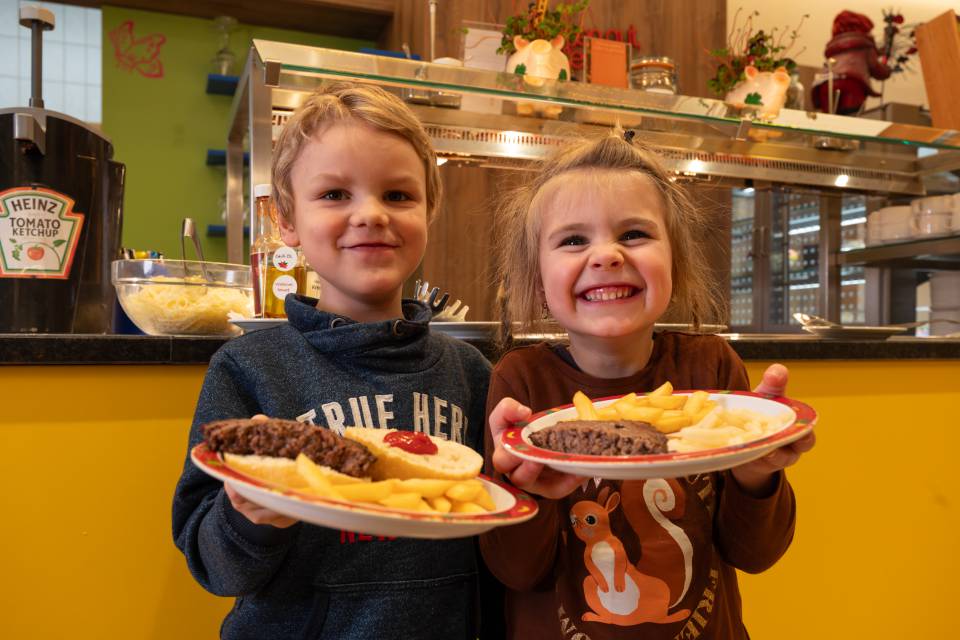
[0,187,85,280]
[273,246,298,272]
[273,274,298,299]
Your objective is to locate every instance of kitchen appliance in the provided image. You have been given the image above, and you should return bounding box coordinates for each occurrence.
[0,6,125,333]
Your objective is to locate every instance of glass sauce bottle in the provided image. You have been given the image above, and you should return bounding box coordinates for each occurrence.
[250,184,306,318]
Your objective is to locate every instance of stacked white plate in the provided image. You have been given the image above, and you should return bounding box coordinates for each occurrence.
[911,195,954,238]
[930,272,960,336]
[865,206,912,245]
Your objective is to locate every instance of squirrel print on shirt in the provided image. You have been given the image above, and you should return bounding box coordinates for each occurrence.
[569,479,692,626]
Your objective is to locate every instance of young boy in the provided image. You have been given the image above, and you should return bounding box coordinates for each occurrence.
[172,83,492,640]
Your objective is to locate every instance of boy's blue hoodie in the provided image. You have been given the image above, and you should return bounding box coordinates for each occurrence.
[173,295,492,639]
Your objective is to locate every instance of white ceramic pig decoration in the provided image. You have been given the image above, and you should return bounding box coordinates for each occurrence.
[506,35,570,118]
[724,65,791,119]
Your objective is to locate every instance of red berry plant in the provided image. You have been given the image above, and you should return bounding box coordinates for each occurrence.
[707,9,808,98]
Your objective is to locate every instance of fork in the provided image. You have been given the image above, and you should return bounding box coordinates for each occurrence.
[434,298,470,322]
[413,279,451,317]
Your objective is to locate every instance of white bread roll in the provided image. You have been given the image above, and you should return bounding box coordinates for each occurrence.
[223,453,367,487]
[343,427,483,481]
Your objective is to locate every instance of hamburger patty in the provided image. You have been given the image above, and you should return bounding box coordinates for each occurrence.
[529,419,668,456]
[202,418,376,478]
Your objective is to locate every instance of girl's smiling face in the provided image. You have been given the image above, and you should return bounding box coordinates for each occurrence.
[536,168,673,344]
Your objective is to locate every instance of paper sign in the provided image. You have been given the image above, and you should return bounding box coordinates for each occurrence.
[584,36,631,88]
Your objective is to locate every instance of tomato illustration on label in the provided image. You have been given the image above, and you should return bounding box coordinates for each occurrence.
[27,246,45,261]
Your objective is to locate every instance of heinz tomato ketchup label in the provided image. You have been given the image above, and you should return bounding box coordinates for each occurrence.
[0,187,84,280]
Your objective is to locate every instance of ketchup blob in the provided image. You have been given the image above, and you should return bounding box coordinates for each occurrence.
[383,430,438,455]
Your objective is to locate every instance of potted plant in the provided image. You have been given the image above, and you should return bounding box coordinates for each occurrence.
[497,1,589,118]
[498,1,588,79]
[707,9,807,119]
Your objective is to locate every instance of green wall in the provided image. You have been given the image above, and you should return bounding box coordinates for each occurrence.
[101,6,374,263]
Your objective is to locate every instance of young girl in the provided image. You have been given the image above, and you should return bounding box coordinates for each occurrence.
[480,131,815,640]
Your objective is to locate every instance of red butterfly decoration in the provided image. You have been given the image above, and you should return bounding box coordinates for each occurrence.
[109,20,166,79]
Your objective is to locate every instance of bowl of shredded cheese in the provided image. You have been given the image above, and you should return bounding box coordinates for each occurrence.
[112,259,253,337]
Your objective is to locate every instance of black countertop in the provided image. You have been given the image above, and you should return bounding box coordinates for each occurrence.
[1,333,960,365]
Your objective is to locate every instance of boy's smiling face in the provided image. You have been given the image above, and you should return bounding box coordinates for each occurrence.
[279,122,428,322]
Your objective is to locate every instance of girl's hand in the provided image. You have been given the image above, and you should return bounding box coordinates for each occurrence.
[222,412,299,528]
[489,397,584,499]
[731,364,817,496]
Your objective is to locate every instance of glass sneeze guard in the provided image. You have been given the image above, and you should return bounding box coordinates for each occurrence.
[253,40,960,153]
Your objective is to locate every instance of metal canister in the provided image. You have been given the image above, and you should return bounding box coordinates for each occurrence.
[630,56,679,95]
[0,6,125,333]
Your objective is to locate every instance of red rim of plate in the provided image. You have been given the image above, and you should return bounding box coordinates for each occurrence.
[190,443,538,523]
[501,390,817,465]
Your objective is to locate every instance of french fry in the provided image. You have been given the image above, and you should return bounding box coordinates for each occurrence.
[335,479,398,503]
[612,392,639,408]
[653,414,693,433]
[615,404,664,423]
[596,406,620,420]
[446,480,482,503]
[683,391,710,416]
[473,486,496,511]
[395,478,456,499]
[648,381,673,397]
[427,495,453,513]
[296,454,345,499]
[378,492,423,510]
[451,501,486,514]
[573,390,599,420]
[647,395,687,410]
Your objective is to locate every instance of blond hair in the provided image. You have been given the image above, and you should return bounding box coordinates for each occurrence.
[271,82,442,222]
[493,131,723,336]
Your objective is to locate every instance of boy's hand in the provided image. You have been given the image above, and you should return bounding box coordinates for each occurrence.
[490,397,583,500]
[731,364,816,496]
[222,413,299,528]
[224,484,298,528]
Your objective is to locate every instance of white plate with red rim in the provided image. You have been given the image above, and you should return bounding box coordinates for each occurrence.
[191,443,538,539]
[501,390,817,480]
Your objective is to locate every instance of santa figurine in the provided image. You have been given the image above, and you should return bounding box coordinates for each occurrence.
[811,10,892,115]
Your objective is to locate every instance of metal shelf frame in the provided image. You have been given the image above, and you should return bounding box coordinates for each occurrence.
[224,40,960,266]
[839,235,960,270]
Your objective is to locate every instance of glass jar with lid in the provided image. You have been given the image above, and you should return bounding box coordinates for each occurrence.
[629,56,678,94]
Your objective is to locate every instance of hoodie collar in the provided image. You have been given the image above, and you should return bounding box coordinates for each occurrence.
[284,295,436,367]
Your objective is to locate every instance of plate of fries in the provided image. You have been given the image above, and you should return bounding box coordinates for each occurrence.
[501,383,817,479]
[191,443,538,539]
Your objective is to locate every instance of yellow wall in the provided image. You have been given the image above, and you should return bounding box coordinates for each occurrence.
[1,359,957,638]
[0,365,231,639]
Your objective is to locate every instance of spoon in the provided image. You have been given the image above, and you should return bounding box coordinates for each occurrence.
[794,312,960,329]
[793,312,836,327]
[181,218,210,282]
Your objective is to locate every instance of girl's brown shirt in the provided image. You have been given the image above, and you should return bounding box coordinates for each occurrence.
[481,333,796,640]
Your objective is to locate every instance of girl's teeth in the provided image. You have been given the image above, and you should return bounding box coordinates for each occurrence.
[584,287,634,301]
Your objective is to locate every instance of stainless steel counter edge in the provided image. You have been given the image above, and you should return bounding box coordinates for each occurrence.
[1,333,959,365]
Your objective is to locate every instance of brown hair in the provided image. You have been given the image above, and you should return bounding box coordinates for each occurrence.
[493,130,723,337]
[271,81,442,222]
